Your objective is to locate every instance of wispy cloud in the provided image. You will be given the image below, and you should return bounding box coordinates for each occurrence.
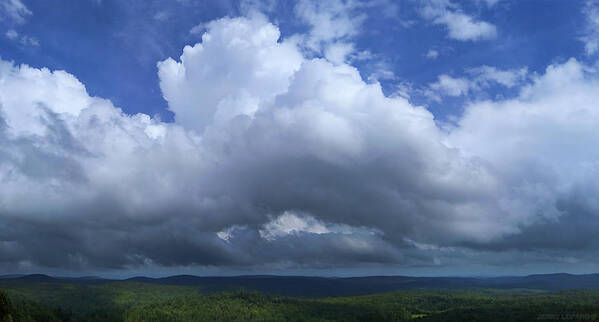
[5,28,16,39]
[420,0,497,41]
[427,65,528,100]
[425,49,439,59]
[0,0,31,24]
[581,0,599,55]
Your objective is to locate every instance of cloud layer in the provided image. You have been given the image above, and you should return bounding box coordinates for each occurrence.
[1,10,599,274]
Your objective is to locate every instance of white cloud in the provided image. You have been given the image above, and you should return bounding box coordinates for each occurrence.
[153,11,169,22]
[4,28,38,46]
[475,0,501,7]
[189,23,205,35]
[217,225,247,242]
[421,0,497,41]
[350,50,374,61]
[365,60,396,82]
[158,14,303,132]
[294,0,365,51]
[239,0,278,14]
[467,65,528,87]
[426,49,439,59]
[437,12,496,41]
[0,0,31,24]
[292,0,401,70]
[429,74,474,98]
[5,28,16,39]
[427,65,528,100]
[292,0,375,66]
[259,212,332,240]
[19,34,38,46]
[393,81,415,99]
[324,42,354,65]
[367,68,395,82]
[448,59,599,232]
[581,0,599,55]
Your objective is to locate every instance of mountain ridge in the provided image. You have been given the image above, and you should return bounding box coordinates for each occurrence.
[2,272,599,297]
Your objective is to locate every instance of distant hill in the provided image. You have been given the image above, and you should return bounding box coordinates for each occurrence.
[1,274,110,285]
[2,273,599,297]
[0,275,25,279]
[121,274,599,296]
[13,274,57,283]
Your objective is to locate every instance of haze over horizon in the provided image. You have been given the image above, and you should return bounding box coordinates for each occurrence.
[1,0,599,278]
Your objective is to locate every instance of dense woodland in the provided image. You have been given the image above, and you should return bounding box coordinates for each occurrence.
[1,281,599,321]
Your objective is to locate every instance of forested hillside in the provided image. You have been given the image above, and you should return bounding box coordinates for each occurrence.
[1,282,599,321]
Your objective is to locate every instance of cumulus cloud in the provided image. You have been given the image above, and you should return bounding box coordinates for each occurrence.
[449,59,599,254]
[2,13,599,274]
[189,23,205,35]
[158,14,303,132]
[421,0,497,41]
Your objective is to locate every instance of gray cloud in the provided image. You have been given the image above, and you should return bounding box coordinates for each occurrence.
[0,13,599,275]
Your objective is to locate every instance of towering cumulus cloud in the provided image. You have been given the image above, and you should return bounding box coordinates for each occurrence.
[1,13,599,274]
[158,15,303,132]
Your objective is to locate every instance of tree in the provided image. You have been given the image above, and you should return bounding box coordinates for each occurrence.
[0,291,14,322]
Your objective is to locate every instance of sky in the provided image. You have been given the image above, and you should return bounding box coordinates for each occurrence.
[0,0,599,278]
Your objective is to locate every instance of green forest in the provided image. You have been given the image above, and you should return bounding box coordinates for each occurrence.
[1,282,599,321]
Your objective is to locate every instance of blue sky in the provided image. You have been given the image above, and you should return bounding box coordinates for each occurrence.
[2,0,599,277]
